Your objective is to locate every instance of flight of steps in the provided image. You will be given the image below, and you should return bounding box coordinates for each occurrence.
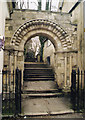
[23,62,63,98]
[21,62,75,117]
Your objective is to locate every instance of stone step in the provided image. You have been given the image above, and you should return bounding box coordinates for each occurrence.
[24,78,54,81]
[24,76,54,78]
[24,73,54,77]
[24,63,49,68]
[23,89,62,94]
[24,72,54,75]
[24,68,53,70]
[20,110,75,117]
[22,92,64,98]
[23,81,58,90]
[24,62,46,64]
[24,69,53,73]
[24,72,54,76]
[21,97,74,117]
[25,59,36,62]
[24,73,54,76]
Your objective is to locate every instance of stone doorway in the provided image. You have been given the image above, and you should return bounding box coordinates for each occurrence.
[4,19,78,89]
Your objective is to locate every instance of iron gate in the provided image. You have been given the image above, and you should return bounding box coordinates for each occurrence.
[71,68,85,111]
[2,68,21,115]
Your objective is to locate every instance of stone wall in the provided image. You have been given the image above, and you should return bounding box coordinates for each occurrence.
[58,1,84,71]
[43,40,78,88]
[58,0,78,13]
[71,2,84,71]
[5,10,76,45]
[43,40,55,68]
[4,10,78,89]
[58,1,85,89]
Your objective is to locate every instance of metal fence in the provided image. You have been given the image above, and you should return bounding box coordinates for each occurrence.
[2,68,21,115]
[71,68,85,111]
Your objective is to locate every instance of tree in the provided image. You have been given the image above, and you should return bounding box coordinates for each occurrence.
[15,0,27,9]
[39,36,48,62]
[46,0,50,10]
[46,0,52,11]
[38,0,42,11]
[50,0,52,11]
[12,0,16,8]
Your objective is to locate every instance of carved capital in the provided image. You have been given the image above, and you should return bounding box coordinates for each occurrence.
[14,51,18,56]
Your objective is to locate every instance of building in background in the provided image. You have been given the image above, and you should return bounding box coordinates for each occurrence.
[24,36,41,62]
[58,0,85,71]
[44,0,85,71]
[15,0,59,11]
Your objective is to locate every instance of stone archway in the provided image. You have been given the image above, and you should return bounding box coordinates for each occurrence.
[5,19,78,88]
[11,19,72,51]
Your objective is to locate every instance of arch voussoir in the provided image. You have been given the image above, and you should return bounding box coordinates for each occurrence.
[11,19,72,50]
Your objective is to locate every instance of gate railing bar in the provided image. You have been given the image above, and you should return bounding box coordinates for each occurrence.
[15,68,22,115]
[2,68,22,116]
[71,68,85,111]
[84,71,85,110]
[9,71,11,113]
[5,70,7,113]
[2,70,3,114]
[12,70,14,113]
[77,68,79,110]
[19,70,21,114]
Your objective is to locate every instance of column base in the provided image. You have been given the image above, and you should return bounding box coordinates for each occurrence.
[62,85,71,93]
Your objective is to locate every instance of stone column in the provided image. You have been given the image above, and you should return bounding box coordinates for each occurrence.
[64,53,67,87]
[22,52,24,87]
[14,51,18,72]
[54,52,58,83]
[70,54,72,87]
[8,51,12,91]
[17,51,24,87]
[14,51,18,88]
[9,52,12,72]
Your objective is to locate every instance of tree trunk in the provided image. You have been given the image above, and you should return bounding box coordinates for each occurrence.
[38,0,41,11]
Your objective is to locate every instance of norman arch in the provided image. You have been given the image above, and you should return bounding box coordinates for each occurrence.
[11,19,72,51]
[4,19,77,88]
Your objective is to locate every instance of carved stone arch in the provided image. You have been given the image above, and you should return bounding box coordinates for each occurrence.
[11,19,72,51]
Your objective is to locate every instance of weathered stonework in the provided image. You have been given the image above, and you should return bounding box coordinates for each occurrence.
[4,10,78,89]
